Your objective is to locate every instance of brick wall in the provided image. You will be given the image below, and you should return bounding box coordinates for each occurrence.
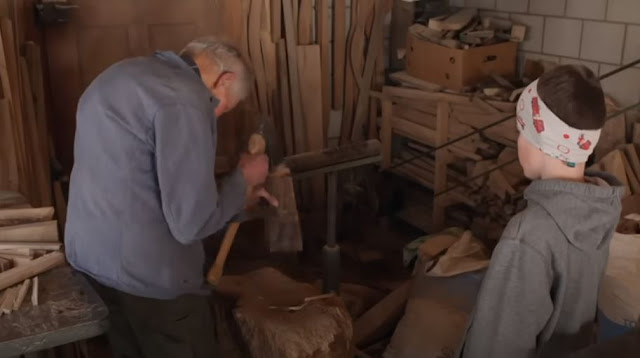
[450,0,640,107]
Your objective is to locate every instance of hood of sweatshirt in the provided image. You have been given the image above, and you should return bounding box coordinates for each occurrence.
[524,171,625,251]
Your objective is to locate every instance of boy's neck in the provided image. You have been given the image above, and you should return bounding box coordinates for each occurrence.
[539,161,586,182]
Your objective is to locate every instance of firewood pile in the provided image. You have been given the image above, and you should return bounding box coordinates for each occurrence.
[0,192,65,316]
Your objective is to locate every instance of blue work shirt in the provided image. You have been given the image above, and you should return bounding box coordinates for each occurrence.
[65,51,247,299]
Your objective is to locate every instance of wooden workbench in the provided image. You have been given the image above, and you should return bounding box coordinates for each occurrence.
[0,266,109,356]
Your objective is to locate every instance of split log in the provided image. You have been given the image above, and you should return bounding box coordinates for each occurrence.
[0,251,64,291]
[0,220,58,242]
[0,207,54,227]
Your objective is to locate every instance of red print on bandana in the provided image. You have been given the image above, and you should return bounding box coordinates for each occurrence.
[577,134,592,150]
[531,97,545,133]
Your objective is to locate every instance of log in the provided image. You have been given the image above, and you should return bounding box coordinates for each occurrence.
[12,278,30,310]
[0,207,54,227]
[0,221,58,242]
[1,285,18,314]
[0,251,64,291]
[354,281,411,347]
[31,275,38,306]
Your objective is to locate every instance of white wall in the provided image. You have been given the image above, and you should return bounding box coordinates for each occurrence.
[450,0,640,108]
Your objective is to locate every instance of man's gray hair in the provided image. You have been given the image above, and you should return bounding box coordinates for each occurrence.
[181,37,253,100]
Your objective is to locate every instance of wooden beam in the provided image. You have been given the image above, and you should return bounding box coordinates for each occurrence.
[284,139,381,174]
[433,101,451,231]
[249,0,269,114]
[317,0,330,140]
[351,0,385,142]
[381,95,393,169]
[282,0,306,153]
[384,86,516,112]
[277,39,294,156]
[332,0,346,110]
[0,242,61,251]
[0,207,54,227]
[0,251,65,291]
[297,0,312,45]
[271,0,282,42]
[0,221,58,242]
[12,278,30,310]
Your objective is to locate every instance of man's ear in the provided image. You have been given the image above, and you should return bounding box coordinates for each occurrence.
[218,72,236,89]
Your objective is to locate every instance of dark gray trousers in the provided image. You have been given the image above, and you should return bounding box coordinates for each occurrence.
[89,278,217,358]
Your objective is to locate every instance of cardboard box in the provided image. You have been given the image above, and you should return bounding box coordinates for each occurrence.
[406,32,518,91]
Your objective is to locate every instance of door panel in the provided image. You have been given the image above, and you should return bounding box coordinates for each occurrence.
[45,0,238,172]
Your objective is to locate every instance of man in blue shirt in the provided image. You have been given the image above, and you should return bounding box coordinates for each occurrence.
[65,38,269,357]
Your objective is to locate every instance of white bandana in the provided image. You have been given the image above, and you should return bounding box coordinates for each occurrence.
[516,80,601,164]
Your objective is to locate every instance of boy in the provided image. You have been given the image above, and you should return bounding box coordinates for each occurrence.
[458,65,625,358]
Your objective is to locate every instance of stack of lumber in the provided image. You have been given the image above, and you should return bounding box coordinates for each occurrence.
[236,0,388,157]
[0,202,65,316]
[0,13,52,208]
[414,8,526,49]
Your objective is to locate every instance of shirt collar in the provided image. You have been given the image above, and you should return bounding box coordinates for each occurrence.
[154,51,201,79]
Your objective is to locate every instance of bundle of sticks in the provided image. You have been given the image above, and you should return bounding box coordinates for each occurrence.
[0,194,66,316]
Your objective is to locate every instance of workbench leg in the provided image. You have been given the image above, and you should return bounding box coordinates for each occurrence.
[323,171,340,294]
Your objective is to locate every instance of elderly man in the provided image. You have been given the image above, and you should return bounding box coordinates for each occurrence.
[65,38,268,357]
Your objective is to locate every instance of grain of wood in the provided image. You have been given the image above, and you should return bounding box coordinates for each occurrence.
[282,0,306,153]
[0,242,61,251]
[351,0,385,142]
[277,39,294,156]
[0,207,54,225]
[332,0,346,110]
[297,0,312,45]
[0,285,17,314]
[0,220,58,242]
[317,0,330,140]
[31,275,38,306]
[0,251,64,291]
[271,0,281,42]
[12,278,30,310]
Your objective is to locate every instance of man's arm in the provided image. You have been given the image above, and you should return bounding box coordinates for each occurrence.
[154,104,247,245]
[461,239,554,358]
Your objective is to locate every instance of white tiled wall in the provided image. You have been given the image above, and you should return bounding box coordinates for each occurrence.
[449,0,640,107]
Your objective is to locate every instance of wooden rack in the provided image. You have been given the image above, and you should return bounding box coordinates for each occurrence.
[380,86,517,231]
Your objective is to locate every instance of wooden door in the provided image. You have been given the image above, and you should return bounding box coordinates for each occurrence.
[44,0,248,173]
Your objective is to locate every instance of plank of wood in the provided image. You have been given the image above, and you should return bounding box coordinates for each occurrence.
[0,207,54,227]
[433,101,451,231]
[381,96,393,169]
[12,278,30,310]
[623,145,640,186]
[621,153,640,194]
[0,285,17,314]
[351,0,385,142]
[0,221,58,242]
[333,0,346,110]
[284,139,381,174]
[317,0,330,140]
[354,281,411,347]
[0,251,64,291]
[298,0,312,45]
[276,39,294,156]
[31,275,38,306]
[428,8,478,31]
[389,0,415,70]
[385,86,516,112]
[297,45,326,206]
[392,116,437,145]
[271,0,281,41]
[249,0,269,114]
[0,99,20,192]
[0,242,61,251]
[20,57,49,208]
[327,110,343,147]
[282,0,306,153]
[389,71,444,92]
[260,32,278,116]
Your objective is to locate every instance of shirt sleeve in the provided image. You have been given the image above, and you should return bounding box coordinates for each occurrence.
[153,104,247,245]
[461,239,554,358]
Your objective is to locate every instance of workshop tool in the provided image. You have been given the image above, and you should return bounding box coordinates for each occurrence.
[207,118,302,286]
[284,139,382,293]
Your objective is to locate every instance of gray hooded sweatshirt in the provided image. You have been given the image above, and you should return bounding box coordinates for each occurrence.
[459,172,625,358]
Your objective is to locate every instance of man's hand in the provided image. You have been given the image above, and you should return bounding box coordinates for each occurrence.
[245,187,279,208]
[238,153,269,187]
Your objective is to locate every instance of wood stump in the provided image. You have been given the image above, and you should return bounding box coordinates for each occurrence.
[216,267,353,358]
